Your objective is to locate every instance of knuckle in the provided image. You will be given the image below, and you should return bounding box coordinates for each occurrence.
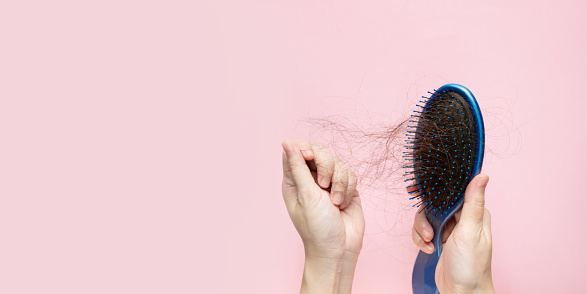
[333,169,348,183]
[312,143,330,156]
[335,164,349,181]
[315,153,334,170]
[473,200,485,210]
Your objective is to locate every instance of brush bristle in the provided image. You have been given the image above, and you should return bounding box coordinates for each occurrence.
[404,89,479,218]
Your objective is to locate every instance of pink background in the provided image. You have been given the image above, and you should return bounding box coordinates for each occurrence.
[1,1,586,293]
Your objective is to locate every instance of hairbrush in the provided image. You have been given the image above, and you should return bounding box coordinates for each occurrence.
[404,84,485,294]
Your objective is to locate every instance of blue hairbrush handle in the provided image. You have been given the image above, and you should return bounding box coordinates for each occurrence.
[412,214,444,294]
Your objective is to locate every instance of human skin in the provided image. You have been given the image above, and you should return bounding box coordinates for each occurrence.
[281,140,364,294]
[282,140,496,293]
[411,174,496,294]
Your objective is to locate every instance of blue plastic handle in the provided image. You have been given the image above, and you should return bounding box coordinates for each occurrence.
[412,216,443,294]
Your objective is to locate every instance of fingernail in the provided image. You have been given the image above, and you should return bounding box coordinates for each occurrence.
[332,192,343,205]
[425,243,434,253]
[423,228,432,241]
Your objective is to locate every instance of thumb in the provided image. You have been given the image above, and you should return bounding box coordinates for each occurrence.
[460,174,489,226]
[281,140,315,191]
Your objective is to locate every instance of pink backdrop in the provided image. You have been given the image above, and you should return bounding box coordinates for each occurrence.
[1,1,586,293]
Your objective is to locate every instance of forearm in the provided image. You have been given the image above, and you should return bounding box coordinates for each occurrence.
[300,254,359,294]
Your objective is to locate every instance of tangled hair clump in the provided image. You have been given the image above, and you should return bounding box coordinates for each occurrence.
[304,115,409,194]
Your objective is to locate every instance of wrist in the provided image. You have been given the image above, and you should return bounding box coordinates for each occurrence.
[301,254,359,294]
[468,283,495,294]
[473,273,495,294]
[476,280,495,294]
[451,277,495,294]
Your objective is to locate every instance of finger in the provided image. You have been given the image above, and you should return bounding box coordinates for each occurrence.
[442,207,463,243]
[483,208,492,242]
[330,157,348,206]
[311,143,335,189]
[296,140,315,161]
[460,174,490,226]
[342,196,365,236]
[282,151,295,188]
[453,207,462,223]
[442,217,457,243]
[340,169,358,210]
[281,151,298,210]
[281,140,316,192]
[414,209,434,243]
[344,192,362,212]
[412,227,434,254]
[298,141,318,183]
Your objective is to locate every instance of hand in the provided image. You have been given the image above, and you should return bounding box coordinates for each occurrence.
[411,174,495,294]
[282,140,365,294]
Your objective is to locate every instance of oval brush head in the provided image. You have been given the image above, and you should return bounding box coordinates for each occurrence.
[405,84,485,294]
